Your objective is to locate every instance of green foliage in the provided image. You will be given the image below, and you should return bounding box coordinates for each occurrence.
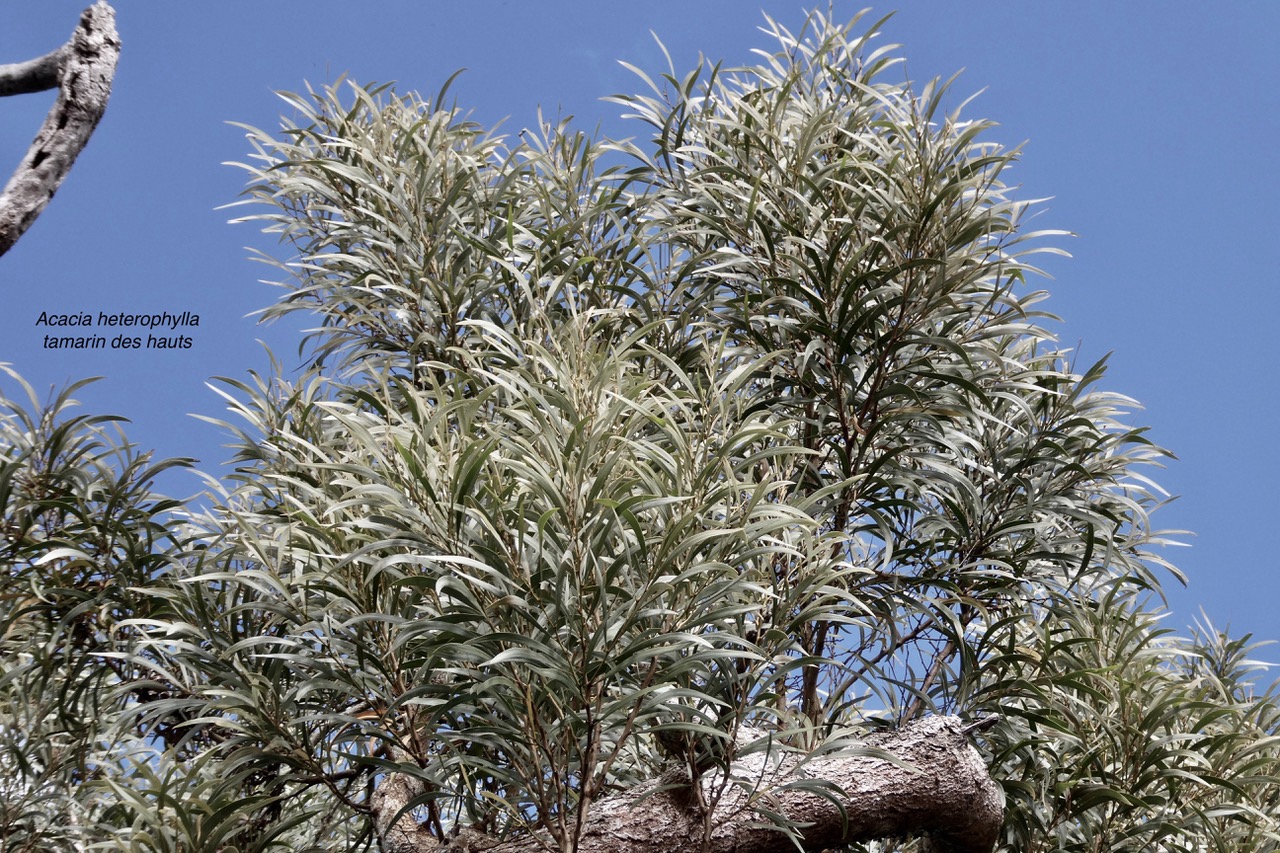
[2,9,1278,852]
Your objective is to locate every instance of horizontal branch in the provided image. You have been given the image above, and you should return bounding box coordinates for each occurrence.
[0,46,66,96]
[0,2,120,258]
[373,716,1003,853]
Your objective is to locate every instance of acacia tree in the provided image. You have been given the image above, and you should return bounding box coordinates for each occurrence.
[2,10,1279,853]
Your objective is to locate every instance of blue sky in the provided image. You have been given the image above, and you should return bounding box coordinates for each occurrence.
[2,2,1277,651]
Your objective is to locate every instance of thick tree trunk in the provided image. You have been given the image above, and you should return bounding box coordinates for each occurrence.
[373,716,1003,853]
[0,2,119,258]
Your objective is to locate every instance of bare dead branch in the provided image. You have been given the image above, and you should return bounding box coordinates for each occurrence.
[0,46,66,96]
[370,716,1003,853]
[0,2,120,258]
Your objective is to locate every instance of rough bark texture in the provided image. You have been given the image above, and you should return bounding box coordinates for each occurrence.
[372,716,1003,853]
[0,2,119,258]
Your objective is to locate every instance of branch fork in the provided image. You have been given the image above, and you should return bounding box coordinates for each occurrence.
[0,2,120,258]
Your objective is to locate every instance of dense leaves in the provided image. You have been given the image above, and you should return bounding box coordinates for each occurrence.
[2,10,1278,852]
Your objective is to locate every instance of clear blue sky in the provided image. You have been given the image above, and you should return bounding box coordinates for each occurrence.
[3,3,1277,650]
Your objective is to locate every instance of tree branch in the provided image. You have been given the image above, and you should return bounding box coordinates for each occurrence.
[0,2,119,258]
[370,716,1003,853]
[0,47,66,97]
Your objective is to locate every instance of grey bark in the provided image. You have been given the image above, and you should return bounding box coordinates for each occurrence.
[0,2,119,258]
[373,716,1004,853]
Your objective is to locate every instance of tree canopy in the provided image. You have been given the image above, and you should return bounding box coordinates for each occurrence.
[2,10,1278,853]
